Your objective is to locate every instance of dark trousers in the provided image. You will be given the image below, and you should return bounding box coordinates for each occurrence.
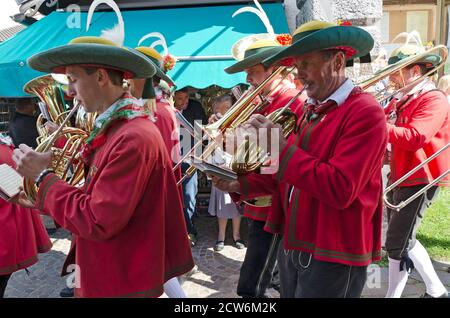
[237,219,281,298]
[181,162,198,235]
[385,185,439,260]
[277,238,367,298]
[0,274,11,298]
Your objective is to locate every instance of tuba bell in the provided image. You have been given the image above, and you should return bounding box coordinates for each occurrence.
[24,75,71,144]
[22,75,94,204]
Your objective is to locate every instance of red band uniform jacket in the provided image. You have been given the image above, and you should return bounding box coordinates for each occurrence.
[154,101,183,200]
[34,104,194,297]
[385,85,450,187]
[0,144,51,276]
[233,87,387,266]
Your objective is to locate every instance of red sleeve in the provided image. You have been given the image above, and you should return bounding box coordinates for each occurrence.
[275,102,387,209]
[35,137,154,241]
[0,144,14,167]
[387,91,448,151]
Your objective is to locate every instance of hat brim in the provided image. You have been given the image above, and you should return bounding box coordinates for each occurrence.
[388,53,442,68]
[129,48,175,86]
[225,47,285,74]
[28,43,156,79]
[263,26,374,66]
[154,67,175,86]
[375,53,442,76]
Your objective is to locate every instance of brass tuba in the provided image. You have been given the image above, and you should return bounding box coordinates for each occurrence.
[24,74,71,144]
[22,75,93,204]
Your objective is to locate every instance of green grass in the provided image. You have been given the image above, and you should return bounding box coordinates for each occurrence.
[416,188,450,262]
[374,254,389,267]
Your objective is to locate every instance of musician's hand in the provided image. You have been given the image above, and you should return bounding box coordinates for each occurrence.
[12,144,52,180]
[242,114,288,154]
[210,175,241,193]
[208,113,223,124]
[8,190,34,208]
[44,122,59,134]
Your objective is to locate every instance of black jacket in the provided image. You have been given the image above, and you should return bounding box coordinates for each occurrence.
[8,112,39,149]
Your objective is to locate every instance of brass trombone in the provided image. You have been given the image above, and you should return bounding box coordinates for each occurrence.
[231,86,306,174]
[359,45,448,104]
[383,142,450,211]
[360,45,450,211]
[175,66,294,185]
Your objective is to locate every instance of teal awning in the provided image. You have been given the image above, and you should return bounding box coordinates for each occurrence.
[0,3,289,97]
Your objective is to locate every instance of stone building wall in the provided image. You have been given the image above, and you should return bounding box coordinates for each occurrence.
[295,0,382,52]
[292,0,383,80]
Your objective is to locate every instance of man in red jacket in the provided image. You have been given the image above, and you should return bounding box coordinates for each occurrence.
[130,46,183,199]
[383,44,449,298]
[213,20,387,298]
[129,46,186,298]
[11,36,194,298]
[0,134,52,298]
[223,37,304,298]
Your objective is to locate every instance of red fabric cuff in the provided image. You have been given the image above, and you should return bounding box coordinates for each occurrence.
[34,173,59,212]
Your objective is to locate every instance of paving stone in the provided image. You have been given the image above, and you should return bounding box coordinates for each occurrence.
[4,214,449,298]
[402,283,426,297]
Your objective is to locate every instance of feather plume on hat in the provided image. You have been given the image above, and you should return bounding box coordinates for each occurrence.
[138,32,178,73]
[86,0,125,47]
[230,0,280,61]
[232,0,275,36]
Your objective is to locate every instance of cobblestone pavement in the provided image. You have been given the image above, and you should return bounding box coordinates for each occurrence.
[5,214,450,298]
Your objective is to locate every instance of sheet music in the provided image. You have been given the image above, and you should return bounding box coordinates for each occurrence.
[190,156,237,181]
[38,101,52,122]
[0,164,23,199]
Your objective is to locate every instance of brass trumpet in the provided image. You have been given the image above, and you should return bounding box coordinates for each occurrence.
[231,86,306,174]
